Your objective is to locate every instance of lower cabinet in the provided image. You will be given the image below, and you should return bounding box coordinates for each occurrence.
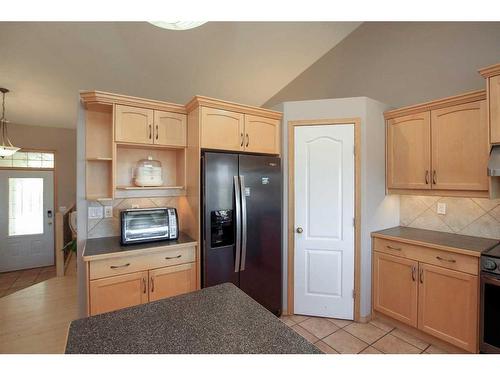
[90,271,149,316]
[89,261,197,316]
[418,263,478,353]
[372,243,479,353]
[373,252,418,327]
[149,263,196,302]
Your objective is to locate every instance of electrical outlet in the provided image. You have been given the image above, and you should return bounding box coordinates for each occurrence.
[104,206,113,218]
[88,206,104,219]
[437,202,446,215]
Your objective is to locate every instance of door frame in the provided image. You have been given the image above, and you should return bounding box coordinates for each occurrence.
[0,148,58,267]
[287,118,361,321]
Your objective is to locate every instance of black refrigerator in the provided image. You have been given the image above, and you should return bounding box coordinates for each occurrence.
[201,151,282,316]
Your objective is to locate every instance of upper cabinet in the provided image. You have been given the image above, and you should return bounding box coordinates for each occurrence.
[188,96,282,155]
[385,90,489,197]
[479,63,500,144]
[387,112,431,190]
[115,105,187,147]
[200,107,245,151]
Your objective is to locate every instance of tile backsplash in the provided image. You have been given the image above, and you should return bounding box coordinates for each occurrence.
[400,195,500,239]
[87,197,180,239]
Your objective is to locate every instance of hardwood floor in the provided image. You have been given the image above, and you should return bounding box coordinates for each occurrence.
[0,257,78,354]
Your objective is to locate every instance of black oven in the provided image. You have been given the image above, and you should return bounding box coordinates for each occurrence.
[480,250,500,353]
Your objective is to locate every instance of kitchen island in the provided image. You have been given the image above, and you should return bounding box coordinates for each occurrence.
[65,283,320,354]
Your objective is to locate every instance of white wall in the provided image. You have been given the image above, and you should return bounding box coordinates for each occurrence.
[277,97,399,318]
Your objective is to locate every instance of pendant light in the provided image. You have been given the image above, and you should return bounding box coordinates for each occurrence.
[0,88,20,158]
[148,21,206,31]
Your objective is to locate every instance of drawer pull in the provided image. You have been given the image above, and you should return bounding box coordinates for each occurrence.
[110,263,130,269]
[411,265,416,281]
[142,277,146,294]
[165,255,182,260]
[419,268,424,284]
[436,256,456,263]
[386,245,402,251]
[150,276,154,293]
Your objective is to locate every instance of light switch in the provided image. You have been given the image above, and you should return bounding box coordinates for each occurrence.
[88,206,104,219]
[104,206,113,218]
[437,202,446,215]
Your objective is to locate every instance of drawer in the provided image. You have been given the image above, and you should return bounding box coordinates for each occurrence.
[373,238,478,275]
[89,245,196,280]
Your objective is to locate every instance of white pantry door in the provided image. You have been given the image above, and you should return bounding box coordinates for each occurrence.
[0,170,55,272]
[294,124,355,319]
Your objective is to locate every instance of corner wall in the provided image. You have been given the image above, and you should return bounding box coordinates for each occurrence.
[278,97,399,319]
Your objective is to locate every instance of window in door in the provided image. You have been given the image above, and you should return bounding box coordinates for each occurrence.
[8,177,44,236]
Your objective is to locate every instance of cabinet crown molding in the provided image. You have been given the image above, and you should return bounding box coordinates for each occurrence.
[479,62,500,78]
[186,95,283,120]
[384,89,486,120]
[80,90,187,114]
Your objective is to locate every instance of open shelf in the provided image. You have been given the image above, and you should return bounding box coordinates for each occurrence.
[116,185,185,190]
[86,157,112,161]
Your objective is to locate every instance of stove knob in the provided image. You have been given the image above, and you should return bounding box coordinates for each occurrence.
[483,259,497,271]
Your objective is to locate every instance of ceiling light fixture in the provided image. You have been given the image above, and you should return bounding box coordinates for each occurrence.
[0,88,20,158]
[148,21,207,31]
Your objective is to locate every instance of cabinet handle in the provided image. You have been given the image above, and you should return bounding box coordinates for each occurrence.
[149,124,152,139]
[419,268,424,284]
[432,170,437,185]
[142,277,146,294]
[165,254,182,260]
[150,276,154,293]
[240,133,244,147]
[436,256,456,263]
[110,263,130,269]
[425,170,429,184]
[411,265,416,281]
[156,124,158,140]
[245,134,249,147]
[386,245,402,251]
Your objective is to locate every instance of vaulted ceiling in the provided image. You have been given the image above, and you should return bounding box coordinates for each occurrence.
[0,22,361,129]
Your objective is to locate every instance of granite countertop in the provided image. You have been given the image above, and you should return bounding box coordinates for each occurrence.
[372,226,499,257]
[83,232,197,261]
[65,283,321,354]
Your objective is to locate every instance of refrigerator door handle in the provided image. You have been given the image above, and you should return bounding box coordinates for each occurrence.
[233,176,242,273]
[239,175,248,271]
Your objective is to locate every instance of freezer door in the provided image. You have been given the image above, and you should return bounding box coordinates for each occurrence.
[202,152,240,288]
[238,154,282,315]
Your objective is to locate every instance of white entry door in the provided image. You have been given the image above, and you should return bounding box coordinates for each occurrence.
[0,170,55,272]
[294,124,355,319]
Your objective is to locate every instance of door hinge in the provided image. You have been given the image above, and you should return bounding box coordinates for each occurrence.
[353,218,355,227]
[353,145,356,156]
[352,289,356,299]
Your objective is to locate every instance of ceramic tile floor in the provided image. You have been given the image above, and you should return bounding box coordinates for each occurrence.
[280,315,450,354]
[0,265,57,298]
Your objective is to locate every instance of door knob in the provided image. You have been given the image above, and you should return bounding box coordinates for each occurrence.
[296,227,303,234]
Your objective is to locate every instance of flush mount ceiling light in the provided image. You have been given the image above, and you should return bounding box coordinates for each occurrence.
[0,88,20,158]
[148,21,207,31]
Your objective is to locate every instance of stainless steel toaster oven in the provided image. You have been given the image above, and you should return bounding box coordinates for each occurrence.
[120,207,178,245]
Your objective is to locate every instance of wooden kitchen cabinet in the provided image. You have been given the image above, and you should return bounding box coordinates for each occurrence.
[149,263,196,302]
[386,112,431,190]
[418,263,478,352]
[153,110,187,147]
[200,107,244,151]
[244,114,281,154]
[115,105,154,144]
[489,75,500,144]
[430,101,488,191]
[373,252,418,327]
[89,271,148,316]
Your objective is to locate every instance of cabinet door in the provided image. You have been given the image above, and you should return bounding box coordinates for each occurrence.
[418,263,478,352]
[243,115,280,154]
[89,271,148,316]
[154,110,187,147]
[149,263,196,302]
[115,105,154,144]
[373,252,418,327]
[431,101,488,191]
[200,107,244,151]
[387,112,431,189]
[490,75,500,144]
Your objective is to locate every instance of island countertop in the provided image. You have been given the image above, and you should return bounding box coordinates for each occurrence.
[65,283,321,354]
[83,232,197,261]
[371,226,499,257]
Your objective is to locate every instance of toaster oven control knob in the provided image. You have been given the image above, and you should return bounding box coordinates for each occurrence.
[483,259,497,271]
